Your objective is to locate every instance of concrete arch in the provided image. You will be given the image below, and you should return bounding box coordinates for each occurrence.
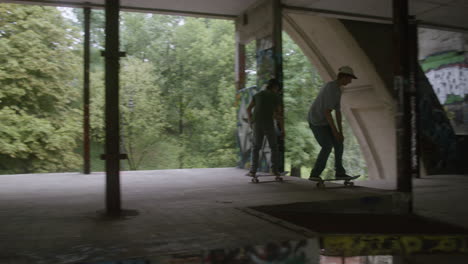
[283,12,397,181]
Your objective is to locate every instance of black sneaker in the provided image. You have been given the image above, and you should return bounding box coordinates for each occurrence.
[247,171,256,177]
[308,175,322,181]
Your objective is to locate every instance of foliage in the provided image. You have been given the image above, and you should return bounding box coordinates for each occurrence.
[283,33,322,169]
[0,5,366,175]
[0,4,81,173]
[84,13,237,170]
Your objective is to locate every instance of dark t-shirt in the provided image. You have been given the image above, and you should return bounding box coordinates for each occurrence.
[253,90,280,127]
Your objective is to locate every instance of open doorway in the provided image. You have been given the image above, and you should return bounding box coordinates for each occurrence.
[0,3,240,174]
[84,11,239,171]
[0,3,367,178]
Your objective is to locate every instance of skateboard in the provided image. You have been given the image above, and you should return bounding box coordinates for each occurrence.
[309,175,360,188]
[247,171,289,183]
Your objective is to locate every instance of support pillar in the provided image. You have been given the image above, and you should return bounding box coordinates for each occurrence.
[235,42,246,91]
[409,18,420,179]
[235,0,285,173]
[393,0,413,212]
[83,7,91,175]
[272,0,284,173]
[104,0,121,215]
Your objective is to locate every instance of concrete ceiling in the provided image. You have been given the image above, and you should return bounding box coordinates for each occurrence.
[2,0,468,31]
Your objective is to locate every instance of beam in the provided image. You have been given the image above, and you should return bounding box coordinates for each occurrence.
[83,6,91,174]
[393,0,413,212]
[3,0,468,31]
[104,0,121,215]
[283,5,468,34]
[1,0,237,19]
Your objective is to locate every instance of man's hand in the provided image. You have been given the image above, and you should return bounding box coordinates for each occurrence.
[247,100,255,127]
[333,131,344,143]
[334,132,344,143]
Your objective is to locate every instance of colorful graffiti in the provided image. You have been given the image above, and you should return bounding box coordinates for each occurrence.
[203,240,317,264]
[113,239,318,264]
[81,259,149,264]
[236,36,283,173]
[322,235,468,256]
[236,85,271,172]
[420,51,468,135]
[418,67,461,174]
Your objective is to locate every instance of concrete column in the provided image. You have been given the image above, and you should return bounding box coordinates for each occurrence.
[393,0,413,211]
[83,7,91,175]
[235,42,246,91]
[272,0,284,172]
[409,18,420,179]
[104,0,121,215]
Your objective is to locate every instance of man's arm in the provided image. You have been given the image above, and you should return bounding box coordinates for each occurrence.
[247,100,255,125]
[336,110,343,137]
[274,105,285,137]
[324,109,343,142]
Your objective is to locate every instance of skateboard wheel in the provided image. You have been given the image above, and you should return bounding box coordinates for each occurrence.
[345,181,354,187]
[251,178,259,183]
[316,182,325,188]
[275,177,283,182]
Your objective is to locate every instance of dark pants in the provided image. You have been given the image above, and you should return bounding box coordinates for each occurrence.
[309,124,346,177]
[251,124,279,173]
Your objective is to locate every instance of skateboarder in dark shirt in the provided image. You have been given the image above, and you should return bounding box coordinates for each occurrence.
[308,66,357,181]
[247,79,284,177]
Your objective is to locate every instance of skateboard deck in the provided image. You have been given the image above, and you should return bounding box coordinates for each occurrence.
[247,171,289,183]
[309,175,360,188]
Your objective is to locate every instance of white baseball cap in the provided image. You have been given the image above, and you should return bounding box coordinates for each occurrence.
[338,66,357,79]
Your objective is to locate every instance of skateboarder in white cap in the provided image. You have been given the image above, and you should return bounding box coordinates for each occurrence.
[307,66,357,180]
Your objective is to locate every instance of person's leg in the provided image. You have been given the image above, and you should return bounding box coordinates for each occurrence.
[264,125,279,174]
[250,124,265,174]
[331,128,346,175]
[309,124,333,178]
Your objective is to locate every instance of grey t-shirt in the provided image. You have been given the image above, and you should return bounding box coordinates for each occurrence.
[308,80,342,126]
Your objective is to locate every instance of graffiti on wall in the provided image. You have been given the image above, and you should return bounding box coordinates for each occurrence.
[236,85,271,172]
[81,239,319,264]
[420,51,468,135]
[236,36,283,173]
[322,234,468,256]
[418,67,460,174]
[425,65,468,105]
[203,239,318,264]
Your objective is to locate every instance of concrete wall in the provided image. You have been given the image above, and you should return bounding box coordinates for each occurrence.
[418,28,466,60]
[283,13,463,176]
[283,13,397,182]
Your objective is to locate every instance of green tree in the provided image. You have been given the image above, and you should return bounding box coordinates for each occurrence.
[283,33,322,176]
[82,12,238,170]
[87,58,167,171]
[143,17,237,168]
[0,4,82,173]
[120,57,166,170]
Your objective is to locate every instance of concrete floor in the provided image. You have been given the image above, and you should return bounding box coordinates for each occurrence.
[0,168,466,263]
[356,174,468,229]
